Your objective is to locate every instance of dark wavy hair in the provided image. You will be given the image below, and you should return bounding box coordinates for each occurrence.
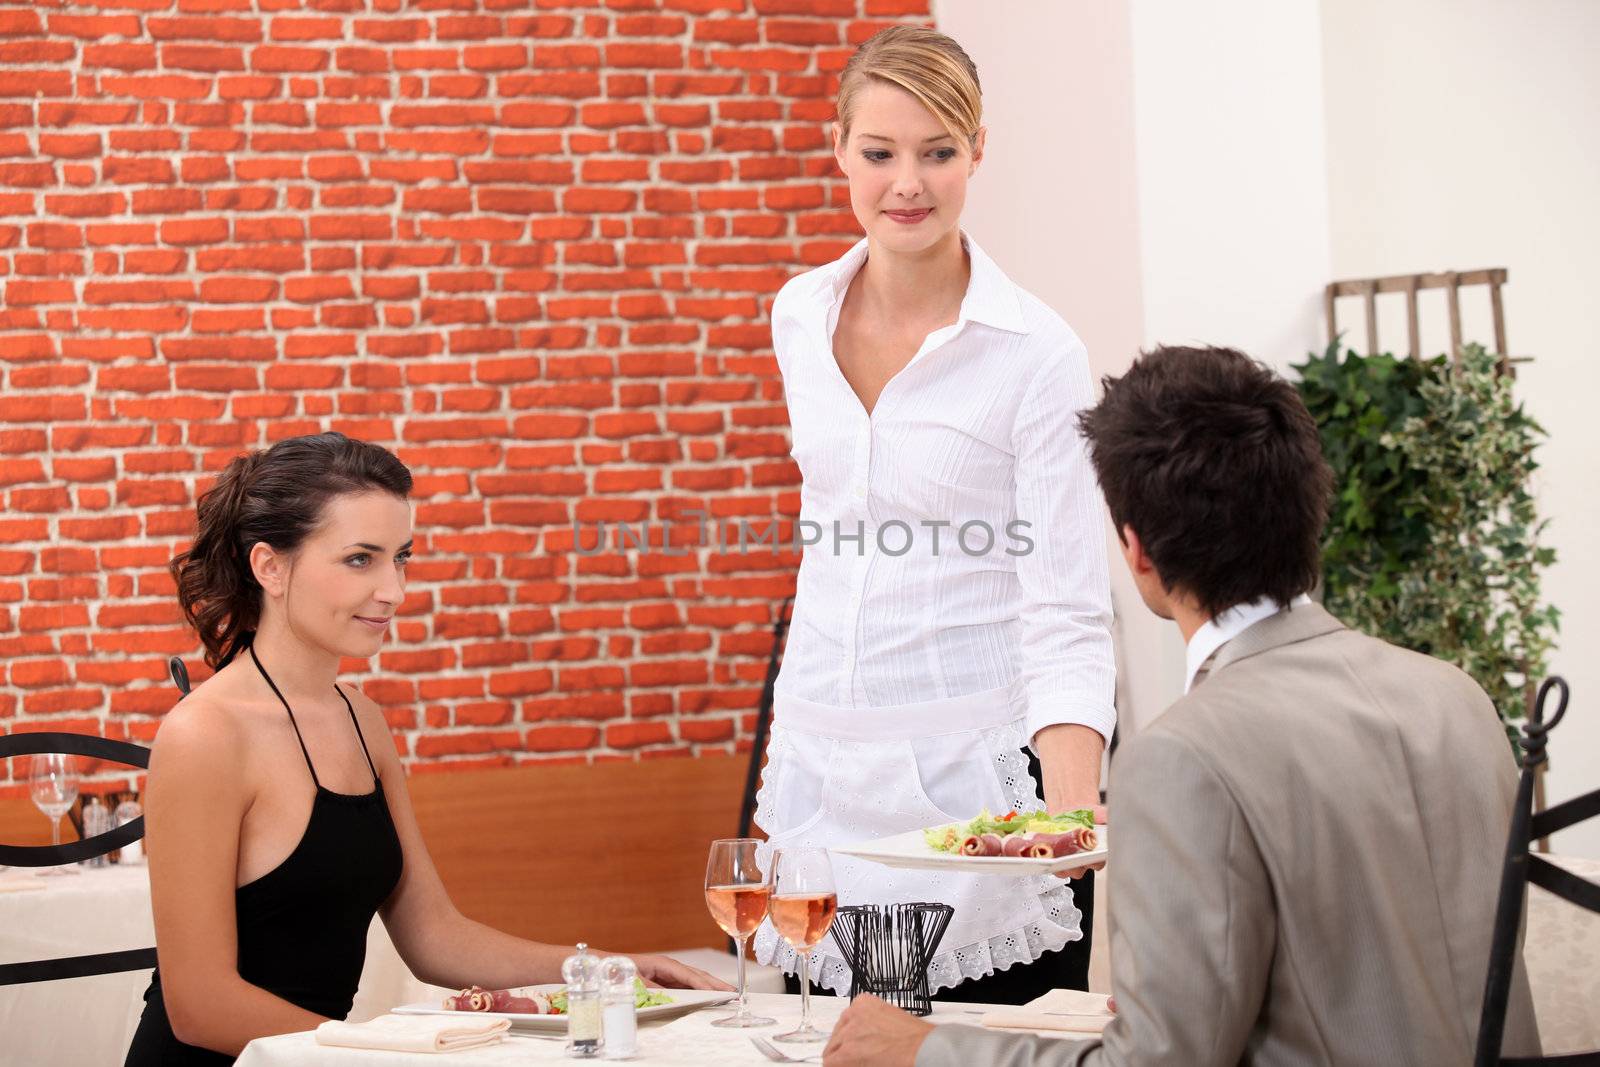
[1077,345,1332,617]
[171,432,413,669]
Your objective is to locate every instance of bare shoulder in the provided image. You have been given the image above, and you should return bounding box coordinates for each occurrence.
[151,689,245,764]
[146,687,252,808]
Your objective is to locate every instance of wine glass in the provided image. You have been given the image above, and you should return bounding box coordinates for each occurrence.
[29,754,80,878]
[705,838,775,1028]
[770,847,837,1044]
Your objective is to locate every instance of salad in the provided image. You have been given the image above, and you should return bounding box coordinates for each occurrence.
[923,807,1095,854]
[551,978,674,1014]
[446,978,673,1015]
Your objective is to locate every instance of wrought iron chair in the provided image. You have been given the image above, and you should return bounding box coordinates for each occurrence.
[1476,676,1600,1066]
[0,731,155,986]
[0,656,190,986]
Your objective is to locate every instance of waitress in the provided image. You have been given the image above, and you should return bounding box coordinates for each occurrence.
[753,26,1116,1004]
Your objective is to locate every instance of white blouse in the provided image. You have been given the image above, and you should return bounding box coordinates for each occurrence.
[771,234,1116,746]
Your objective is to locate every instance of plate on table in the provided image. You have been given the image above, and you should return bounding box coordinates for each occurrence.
[833,826,1108,876]
[393,985,735,1031]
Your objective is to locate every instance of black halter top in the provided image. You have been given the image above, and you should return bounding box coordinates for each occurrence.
[125,649,405,1066]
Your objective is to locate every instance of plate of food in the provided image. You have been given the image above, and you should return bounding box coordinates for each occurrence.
[393,979,734,1031]
[833,808,1108,875]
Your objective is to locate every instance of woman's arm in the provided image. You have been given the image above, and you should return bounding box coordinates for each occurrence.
[1033,724,1105,813]
[144,701,330,1054]
[352,689,728,992]
[1010,336,1117,805]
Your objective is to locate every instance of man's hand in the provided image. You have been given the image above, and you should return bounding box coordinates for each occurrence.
[823,994,934,1067]
[626,954,734,991]
[1057,803,1109,880]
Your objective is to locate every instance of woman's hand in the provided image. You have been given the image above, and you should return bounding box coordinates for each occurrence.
[627,953,734,991]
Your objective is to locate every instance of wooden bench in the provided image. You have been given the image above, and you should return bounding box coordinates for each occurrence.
[1,752,754,953]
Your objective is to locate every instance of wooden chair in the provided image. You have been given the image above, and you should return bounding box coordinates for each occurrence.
[1476,676,1600,1066]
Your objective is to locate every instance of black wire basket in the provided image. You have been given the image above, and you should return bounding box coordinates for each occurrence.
[830,902,955,1016]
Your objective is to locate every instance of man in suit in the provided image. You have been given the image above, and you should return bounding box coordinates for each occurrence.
[822,345,1539,1066]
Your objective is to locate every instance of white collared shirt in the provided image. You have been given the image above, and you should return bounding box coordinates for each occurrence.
[769,233,1116,745]
[1184,593,1314,692]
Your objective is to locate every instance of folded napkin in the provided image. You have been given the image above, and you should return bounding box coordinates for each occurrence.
[980,988,1114,1035]
[315,1013,511,1053]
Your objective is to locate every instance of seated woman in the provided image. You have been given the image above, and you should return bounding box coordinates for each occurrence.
[126,432,726,1065]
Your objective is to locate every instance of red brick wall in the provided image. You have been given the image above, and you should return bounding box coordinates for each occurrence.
[0,0,931,797]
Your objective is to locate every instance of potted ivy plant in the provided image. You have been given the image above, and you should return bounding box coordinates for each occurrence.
[1294,341,1559,746]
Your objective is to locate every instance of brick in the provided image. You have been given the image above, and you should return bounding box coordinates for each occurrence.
[162,44,246,72]
[605,721,673,749]
[526,725,601,752]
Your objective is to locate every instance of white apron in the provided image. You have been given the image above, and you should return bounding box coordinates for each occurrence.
[751,680,1084,995]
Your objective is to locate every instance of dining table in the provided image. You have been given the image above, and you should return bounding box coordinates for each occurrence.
[234,992,1040,1067]
[0,859,788,1067]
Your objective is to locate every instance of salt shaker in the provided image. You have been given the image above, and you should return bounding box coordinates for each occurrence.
[562,943,603,1058]
[599,956,639,1060]
[80,797,111,868]
[114,795,144,865]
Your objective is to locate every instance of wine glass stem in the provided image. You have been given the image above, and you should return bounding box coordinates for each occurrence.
[798,949,812,1031]
[734,933,750,1015]
[50,814,61,848]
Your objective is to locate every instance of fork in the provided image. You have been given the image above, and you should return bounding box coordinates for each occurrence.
[750,1035,822,1062]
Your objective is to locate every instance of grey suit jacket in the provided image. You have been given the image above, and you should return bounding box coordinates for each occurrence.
[918,604,1540,1067]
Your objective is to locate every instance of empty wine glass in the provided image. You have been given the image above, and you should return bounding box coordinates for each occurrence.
[29,753,80,878]
[770,847,837,1044]
[704,838,776,1028]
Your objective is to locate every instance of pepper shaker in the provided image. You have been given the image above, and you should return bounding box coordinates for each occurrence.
[113,794,144,865]
[80,797,111,868]
[562,943,603,1058]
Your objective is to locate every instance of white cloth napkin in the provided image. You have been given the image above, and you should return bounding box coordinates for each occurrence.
[314,1013,511,1053]
[980,988,1114,1035]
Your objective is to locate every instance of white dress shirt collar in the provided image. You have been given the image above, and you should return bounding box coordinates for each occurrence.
[1184,593,1314,693]
[821,232,1028,335]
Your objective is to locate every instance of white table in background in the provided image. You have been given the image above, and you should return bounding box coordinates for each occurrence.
[0,865,421,1067]
[0,861,784,1066]
[237,993,1006,1067]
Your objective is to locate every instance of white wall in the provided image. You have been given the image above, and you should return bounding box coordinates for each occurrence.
[934,0,1168,740]
[1320,0,1600,857]
[1124,0,1336,720]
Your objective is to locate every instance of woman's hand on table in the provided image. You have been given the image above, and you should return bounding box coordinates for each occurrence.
[627,953,734,991]
[823,994,932,1067]
[1056,803,1108,880]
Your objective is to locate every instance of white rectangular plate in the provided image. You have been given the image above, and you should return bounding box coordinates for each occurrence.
[393,985,735,1031]
[832,826,1108,876]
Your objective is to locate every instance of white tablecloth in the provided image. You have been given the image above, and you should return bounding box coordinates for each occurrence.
[0,861,784,1066]
[0,863,156,1067]
[236,993,1004,1067]
[0,864,427,1067]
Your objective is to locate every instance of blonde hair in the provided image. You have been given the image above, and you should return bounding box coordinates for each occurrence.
[836,26,983,149]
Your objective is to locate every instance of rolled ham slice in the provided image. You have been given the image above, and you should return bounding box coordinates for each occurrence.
[960,832,1006,857]
[444,986,493,1011]
[1000,834,1036,858]
[444,986,553,1014]
[1034,827,1099,858]
[491,989,551,1014]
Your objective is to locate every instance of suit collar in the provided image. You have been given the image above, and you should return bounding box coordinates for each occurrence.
[1202,601,1346,680]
